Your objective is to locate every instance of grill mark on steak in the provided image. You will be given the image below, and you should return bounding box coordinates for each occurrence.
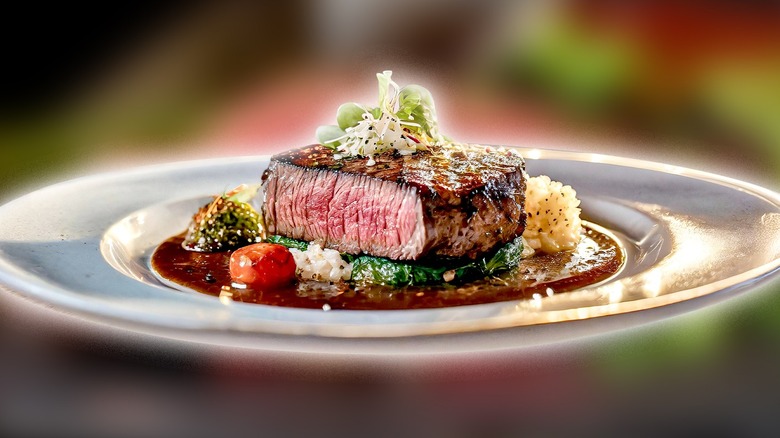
[261,144,526,260]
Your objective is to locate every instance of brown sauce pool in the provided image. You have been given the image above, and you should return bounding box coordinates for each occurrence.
[151,227,623,310]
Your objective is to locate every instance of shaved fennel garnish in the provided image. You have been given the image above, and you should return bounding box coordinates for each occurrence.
[316,70,445,165]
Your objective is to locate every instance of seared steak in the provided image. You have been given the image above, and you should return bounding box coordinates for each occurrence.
[261,144,527,261]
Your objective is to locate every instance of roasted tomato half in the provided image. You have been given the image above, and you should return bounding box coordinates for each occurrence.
[229,243,296,289]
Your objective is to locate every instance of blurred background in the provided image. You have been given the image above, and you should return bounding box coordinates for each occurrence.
[3,0,780,197]
[1,0,779,435]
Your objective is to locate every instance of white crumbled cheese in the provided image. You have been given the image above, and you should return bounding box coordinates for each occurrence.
[289,243,352,282]
[523,175,583,253]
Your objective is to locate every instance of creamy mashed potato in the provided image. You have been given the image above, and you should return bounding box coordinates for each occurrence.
[523,175,583,253]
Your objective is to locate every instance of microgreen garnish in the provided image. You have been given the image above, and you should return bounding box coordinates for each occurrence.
[316,71,445,165]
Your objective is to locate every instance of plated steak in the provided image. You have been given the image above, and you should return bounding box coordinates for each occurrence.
[261,144,527,261]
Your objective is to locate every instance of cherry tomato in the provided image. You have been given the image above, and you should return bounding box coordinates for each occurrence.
[229,243,296,289]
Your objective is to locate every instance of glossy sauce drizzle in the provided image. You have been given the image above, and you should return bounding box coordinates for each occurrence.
[151,226,623,310]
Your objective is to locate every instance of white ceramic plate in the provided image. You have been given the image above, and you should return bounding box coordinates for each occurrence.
[1,148,779,354]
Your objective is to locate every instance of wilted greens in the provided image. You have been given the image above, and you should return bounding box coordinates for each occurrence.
[269,235,525,287]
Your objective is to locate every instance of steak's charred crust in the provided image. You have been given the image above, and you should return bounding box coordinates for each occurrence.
[267,144,524,198]
[262,144,527,260]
